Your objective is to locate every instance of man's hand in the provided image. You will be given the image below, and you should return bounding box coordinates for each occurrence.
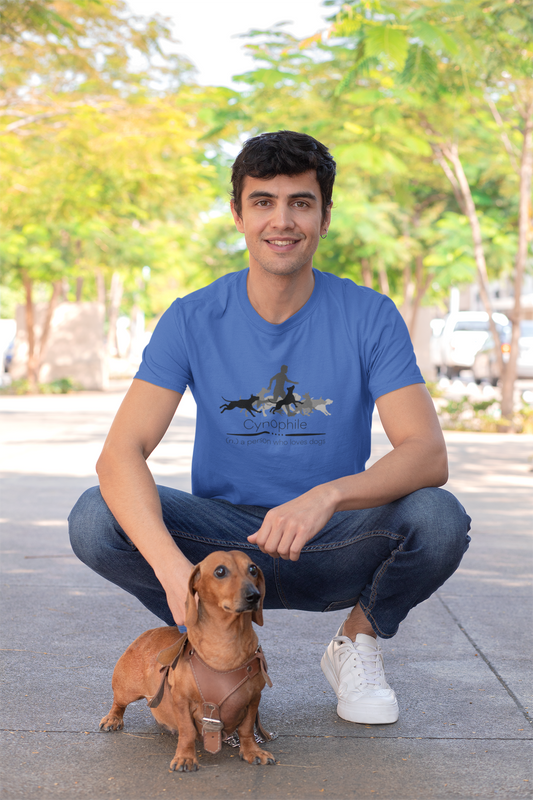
[157,555,195,626]
[247,485,338,561]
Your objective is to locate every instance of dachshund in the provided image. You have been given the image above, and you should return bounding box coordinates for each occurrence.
[99,550,275,772]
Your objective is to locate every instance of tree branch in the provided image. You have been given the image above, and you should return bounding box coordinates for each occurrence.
[430,143,466,214]
[486,96,519,173]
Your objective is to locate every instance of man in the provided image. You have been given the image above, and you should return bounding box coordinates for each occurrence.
[69,130,470,726]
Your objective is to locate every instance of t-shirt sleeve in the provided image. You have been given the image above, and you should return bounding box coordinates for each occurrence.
[365,295,424,402]
[134,300,191,393]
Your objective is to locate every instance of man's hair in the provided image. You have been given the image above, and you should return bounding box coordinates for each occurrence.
[231,130,336,220]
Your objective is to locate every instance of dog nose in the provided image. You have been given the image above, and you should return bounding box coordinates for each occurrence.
[244,584,261,605]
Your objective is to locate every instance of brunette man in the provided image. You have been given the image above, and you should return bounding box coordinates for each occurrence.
[69,130,470,725]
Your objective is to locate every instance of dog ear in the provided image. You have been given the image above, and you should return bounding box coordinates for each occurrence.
[185,563,201,629]
[252,565,266,627]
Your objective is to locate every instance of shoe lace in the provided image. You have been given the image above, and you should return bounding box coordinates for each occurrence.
[333,636,383,687]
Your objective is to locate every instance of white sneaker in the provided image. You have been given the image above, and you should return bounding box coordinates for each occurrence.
[321,626,399,724]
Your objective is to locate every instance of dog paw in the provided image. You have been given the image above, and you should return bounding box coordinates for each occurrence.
[239,748,276,765]
[170,756,199,773]
[99,714,124,731]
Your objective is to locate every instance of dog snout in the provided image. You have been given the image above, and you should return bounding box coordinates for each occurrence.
[243,583,261,608]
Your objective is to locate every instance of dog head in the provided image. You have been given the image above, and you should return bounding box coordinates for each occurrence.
[185,550,265,629]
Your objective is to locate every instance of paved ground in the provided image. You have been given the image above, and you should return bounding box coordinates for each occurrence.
[1,387,532,800]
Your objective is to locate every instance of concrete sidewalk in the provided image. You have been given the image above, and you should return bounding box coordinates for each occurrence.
[1,388,532,799]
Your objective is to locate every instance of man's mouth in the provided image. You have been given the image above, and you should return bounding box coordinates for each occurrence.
[264,238,300,247]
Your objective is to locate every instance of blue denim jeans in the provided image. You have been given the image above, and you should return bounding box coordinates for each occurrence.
[68,486,470,639]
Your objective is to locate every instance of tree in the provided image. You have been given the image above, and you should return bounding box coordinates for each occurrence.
[327,0,532,420]
[0,0,95,41]
[0,1,222,388]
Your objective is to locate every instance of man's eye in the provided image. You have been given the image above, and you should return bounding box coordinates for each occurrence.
[248,564,258,577]
[214,566,227,578]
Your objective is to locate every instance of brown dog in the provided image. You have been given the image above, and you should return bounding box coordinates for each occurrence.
[99,550,275,772]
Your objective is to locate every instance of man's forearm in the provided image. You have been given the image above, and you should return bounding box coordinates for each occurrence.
[96,444,192,593]
[325,433,449,514]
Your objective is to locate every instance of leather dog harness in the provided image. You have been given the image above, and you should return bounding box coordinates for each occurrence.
[148,633,272,754]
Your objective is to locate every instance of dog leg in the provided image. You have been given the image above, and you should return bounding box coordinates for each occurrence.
[99,699,129,731]
[169,702,199,773]
[237,698,276,766]
[99,653,146,731]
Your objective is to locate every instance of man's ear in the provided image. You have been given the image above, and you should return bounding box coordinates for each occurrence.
[321,201,332,236]
[230,200,245,233]
[252,566,266,627]
[185,564,201,629]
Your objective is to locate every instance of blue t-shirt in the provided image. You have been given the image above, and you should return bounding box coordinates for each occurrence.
[135,268,423,507]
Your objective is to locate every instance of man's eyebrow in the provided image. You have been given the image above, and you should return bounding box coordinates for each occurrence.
[246,190,318,202]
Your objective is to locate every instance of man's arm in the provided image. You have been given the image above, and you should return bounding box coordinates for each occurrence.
[247,383,447,561]
[96,378,192,625]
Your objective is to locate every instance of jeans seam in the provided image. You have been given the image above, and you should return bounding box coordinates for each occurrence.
[301,529,403,553]
[360,599,386,637]
[166,528,402,553]
[274,559,292,610]
[167,528,259,550]
[324,594,360,612]
[363,541,405,636]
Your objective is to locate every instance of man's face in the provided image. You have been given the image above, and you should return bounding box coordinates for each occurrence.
[231,171,330,278]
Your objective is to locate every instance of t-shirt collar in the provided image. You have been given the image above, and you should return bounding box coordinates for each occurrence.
[237,268,323,336]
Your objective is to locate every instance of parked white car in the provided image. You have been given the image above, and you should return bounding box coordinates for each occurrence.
[472,320,533,384]
[429,311,510,379]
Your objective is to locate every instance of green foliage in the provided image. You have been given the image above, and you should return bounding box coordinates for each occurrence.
[437,394,533,434]
[438,394,504,431]
[0,376,82,394]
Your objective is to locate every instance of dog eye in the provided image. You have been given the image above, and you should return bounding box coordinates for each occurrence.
[248,564,258,577]
[214,566,227,578]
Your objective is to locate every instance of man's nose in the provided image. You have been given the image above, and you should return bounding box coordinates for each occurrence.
[270,204,295,229]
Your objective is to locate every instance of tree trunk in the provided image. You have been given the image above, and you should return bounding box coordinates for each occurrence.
[408,256,434,341]
[76,277,84,302]
[403,261,414,309]
[22,272,38,392]
[361,258,372,288]
[96,270,106,305]
[500,101,533,420]
[22,275,61,392]
[107,271,123,356]
[440,144,503,370]
[377,258,390,295]
[38,281,62,368]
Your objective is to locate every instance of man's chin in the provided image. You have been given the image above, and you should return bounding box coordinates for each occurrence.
[251,258,312,277]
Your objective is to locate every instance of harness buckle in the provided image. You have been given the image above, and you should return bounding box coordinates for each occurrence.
[202,702,223,732]
[202,716,224,732]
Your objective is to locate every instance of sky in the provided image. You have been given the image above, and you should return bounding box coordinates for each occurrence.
[125,0,337,88]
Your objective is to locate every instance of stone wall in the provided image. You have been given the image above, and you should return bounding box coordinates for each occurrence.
[11,302,108,390]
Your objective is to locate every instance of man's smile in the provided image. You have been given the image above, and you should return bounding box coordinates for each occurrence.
[263,237,302,248]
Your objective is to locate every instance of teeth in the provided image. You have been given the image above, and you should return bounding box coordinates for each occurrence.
[269,240,296,246]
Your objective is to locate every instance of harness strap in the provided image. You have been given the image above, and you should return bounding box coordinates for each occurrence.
[147,632,188,710]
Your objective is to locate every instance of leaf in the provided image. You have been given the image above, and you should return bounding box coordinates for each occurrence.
[411,20,459,56]
[334,56,380,96]
[365,27,409,71]
[399,45,439,91]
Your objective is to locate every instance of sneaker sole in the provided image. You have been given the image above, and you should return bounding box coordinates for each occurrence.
[320,651,399,725]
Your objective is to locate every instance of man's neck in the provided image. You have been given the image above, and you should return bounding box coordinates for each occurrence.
[246,266,315,325]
